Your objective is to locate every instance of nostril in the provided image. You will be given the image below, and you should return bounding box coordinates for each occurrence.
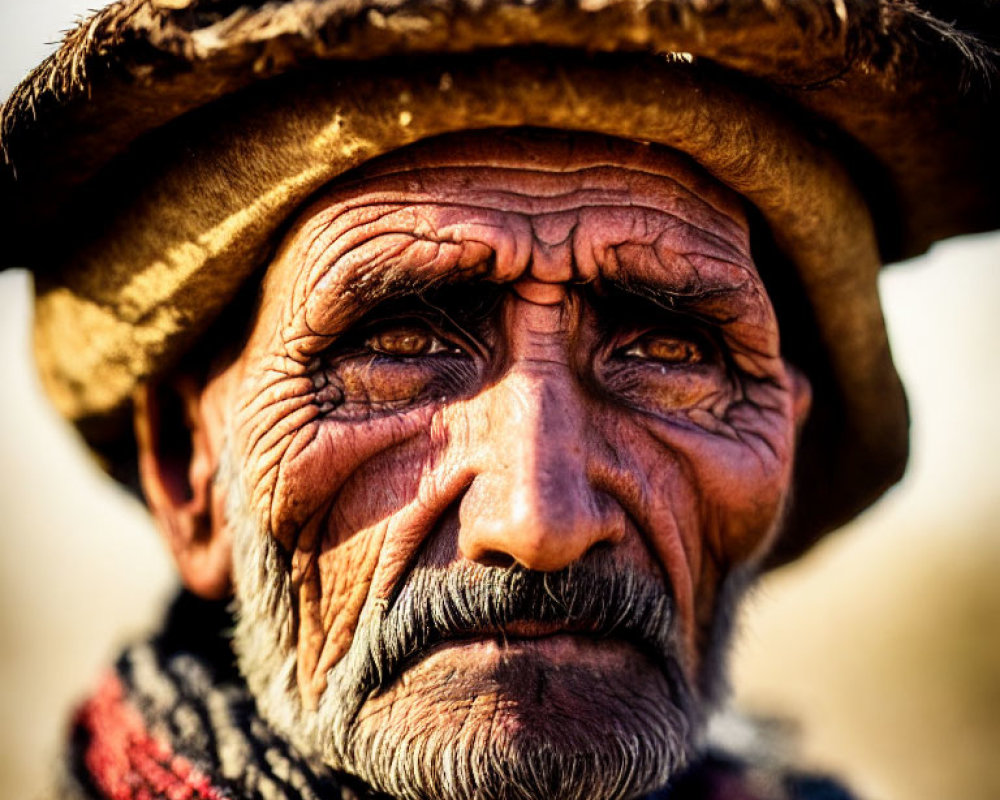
[476,549,517,569]
[585,540,616,558]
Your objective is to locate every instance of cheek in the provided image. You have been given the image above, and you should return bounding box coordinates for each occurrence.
[232,364,438,547]
[601,392,796,558]
[232,366,466,695]
[659,406,797,567]
[597,386,797,650]
[292,445,433,697]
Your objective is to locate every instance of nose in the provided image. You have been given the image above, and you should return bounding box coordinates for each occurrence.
[458,366,626,571]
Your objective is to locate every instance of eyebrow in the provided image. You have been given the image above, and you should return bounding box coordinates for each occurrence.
[325,231,763,336]
[599,275,748,326]
[334,269,504,332]
[339,267,491,312]
[333,267,754,340]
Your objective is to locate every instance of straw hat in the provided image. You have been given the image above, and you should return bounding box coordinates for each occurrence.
[2,0,997,565]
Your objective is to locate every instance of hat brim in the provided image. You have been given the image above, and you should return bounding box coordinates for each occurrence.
[3,0,998,264]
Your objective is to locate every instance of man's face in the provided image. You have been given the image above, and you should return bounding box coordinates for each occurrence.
[189,133,807,799]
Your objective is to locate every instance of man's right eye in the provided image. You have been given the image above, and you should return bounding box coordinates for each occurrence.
[365,326,457,357]
[315,320,479,418]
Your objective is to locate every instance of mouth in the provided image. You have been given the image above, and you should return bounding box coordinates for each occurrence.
[448,628,641,653]
[499,619,593,638]
[393,619,666,678]
[367,562,677,698]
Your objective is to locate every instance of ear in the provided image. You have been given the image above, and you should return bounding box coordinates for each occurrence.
[787,363,813,433]
[134,377,232,599]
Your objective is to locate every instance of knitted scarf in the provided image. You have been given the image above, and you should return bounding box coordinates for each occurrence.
[56,592,856,800]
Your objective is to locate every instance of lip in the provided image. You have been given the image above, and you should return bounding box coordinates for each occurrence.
[416,621,659,667]
[381,610,675,692]
[377,625,675,702]
[386,619,616,677]
[421,630,642,666]
[498,620,590,638]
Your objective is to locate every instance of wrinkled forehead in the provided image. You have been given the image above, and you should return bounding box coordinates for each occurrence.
[344,130,749,222]
[260,131,758,311]
[310,130,740,233]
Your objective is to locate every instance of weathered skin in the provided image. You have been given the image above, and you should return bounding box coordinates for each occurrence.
[137,134,810,790]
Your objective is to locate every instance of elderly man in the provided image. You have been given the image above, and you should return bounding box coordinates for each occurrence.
[2,1,998,799]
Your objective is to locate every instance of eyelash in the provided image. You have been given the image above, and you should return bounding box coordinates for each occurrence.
[352,315,717,366]
[359,317,473,360]
[365,329,452,357]
[612,328,713,367]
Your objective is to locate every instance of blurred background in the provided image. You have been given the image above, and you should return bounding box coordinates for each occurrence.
[0,3,997,798]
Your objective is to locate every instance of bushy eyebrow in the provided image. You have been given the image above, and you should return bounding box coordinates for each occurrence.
[310,223,766,339]
[330,269,756,347]
[335,270,504,333]
[338,267,489,314]
[599,276,747,326]
[300,234,498,337]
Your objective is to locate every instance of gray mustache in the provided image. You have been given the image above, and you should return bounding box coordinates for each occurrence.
[357,562,676,696]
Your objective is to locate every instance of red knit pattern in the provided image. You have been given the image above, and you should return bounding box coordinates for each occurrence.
[74,673,228,800]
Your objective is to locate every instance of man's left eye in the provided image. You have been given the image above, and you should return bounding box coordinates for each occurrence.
[365,326,455,357]
[620,333,705,365]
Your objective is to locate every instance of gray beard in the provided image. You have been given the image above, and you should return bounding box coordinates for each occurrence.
[221,441,728,800]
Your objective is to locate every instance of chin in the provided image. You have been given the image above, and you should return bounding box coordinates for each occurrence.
[321,616,702,800]
[335,638,696,800]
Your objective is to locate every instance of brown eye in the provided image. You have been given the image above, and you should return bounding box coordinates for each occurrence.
[624,333,704,365]
[366,327,450,357]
